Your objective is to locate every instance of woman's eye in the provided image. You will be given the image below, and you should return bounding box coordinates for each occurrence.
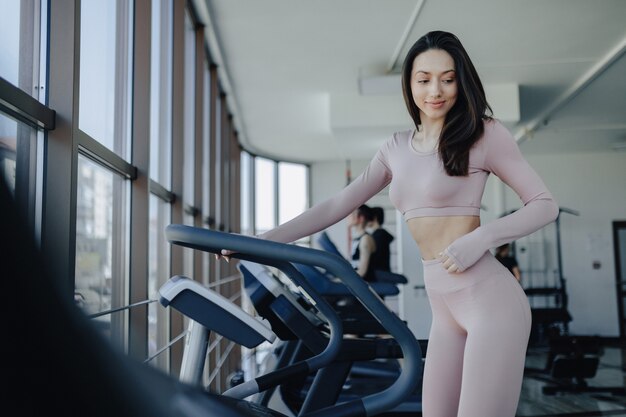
[417,79,428,84]
[443,79,455,84]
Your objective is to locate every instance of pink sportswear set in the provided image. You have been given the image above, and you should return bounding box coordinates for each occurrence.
[259,119,559,417]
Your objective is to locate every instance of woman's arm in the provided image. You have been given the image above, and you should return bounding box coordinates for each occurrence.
[443,121,559,272]
[257,150,392,244]
[219,144,393,259]
[512,265,522,282]
[356,234,375,278]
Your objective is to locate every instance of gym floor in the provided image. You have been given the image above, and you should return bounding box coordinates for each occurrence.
[517,344,626,416]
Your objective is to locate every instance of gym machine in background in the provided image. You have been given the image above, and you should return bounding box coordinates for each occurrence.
[514,207,625,396]
[504,206,579,345]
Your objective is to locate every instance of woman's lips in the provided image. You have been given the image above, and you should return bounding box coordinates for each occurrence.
[427,101,445,108]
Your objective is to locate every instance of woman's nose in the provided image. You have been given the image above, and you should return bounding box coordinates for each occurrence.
[429,82,442,97]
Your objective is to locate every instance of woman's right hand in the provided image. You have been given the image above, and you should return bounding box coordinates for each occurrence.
[214,233,266,262]
[215,249,235,263]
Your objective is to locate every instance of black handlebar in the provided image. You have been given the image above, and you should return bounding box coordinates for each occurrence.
[166,224,422,417]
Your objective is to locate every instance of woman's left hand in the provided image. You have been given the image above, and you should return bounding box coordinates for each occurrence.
[439,252,460,273]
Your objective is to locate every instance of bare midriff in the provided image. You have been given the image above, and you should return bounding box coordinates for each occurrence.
[406,215,481,261]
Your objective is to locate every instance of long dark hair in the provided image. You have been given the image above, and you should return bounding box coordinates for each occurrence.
[401,31,493,176]
[356,204,373,224]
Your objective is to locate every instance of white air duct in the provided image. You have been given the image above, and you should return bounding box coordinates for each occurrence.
[356,74,520,123]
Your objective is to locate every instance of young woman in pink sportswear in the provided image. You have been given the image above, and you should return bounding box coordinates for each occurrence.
[221,31,558,417]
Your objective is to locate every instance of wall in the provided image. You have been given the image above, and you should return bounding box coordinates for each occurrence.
[310,149,626,339]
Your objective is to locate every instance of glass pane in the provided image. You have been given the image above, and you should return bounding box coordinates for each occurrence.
[0,111,40,230]
[181,11,196,281]
[79,0,133,159]
[279,162,308,224]
[75,155,130,339]
[202,60,211,221]
[240,152,251,235]
[0,113,18,192]
[617,229,626,281]
[254,157,275,234]
[148,194,171,369]
[0,0,21,86]
[0,0,47,100]
[149,0,172,186]
[182,10,196,214]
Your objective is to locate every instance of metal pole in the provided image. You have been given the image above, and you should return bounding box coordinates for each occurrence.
[179,320,210,387]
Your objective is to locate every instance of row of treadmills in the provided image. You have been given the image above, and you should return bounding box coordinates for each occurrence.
[158,224,427,417]
[5,154,426,417]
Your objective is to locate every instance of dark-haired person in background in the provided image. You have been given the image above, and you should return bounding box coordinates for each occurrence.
[348,204,377,282]
[369,206,394,273]
[495,243,522,282]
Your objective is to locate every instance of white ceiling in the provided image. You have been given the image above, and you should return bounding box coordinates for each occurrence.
[201,0,626,163]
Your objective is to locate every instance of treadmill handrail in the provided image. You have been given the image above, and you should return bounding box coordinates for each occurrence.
[165,224,423,417]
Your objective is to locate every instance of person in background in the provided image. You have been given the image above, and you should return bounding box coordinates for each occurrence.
[369,206,394,273]
[347,204,377,282]
[495,243,522,282]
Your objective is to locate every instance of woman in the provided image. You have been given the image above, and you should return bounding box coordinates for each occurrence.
[348,204,378,282]
[221,31,558,416]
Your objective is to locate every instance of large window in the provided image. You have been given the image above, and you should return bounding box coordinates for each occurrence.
[0,113,19,192]
[74,0,134,349]
[201,59,213,280]
[0,0,48,234]
[254,157,276,235]
[148,194,171,367]
[182,9,197,279]
[279,162,308,225]
[149,0,173,187]
[79,0,133,159]
[240,151,252,236]
[1,0,257,388]
[0,110,43,217]
[243,154,309,382]
[147,0,174,370]
[0,0,47,100]
[182,10,196,218]
[75,155,130,338]
[0,1,21,87]
[253,157,310,241]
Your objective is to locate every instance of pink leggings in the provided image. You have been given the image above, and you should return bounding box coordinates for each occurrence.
[421,252,531,417]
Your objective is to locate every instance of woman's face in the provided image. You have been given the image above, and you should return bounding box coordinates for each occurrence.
[410,48,458,124]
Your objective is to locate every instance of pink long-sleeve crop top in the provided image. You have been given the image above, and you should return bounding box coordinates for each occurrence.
[259,119,558,272]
